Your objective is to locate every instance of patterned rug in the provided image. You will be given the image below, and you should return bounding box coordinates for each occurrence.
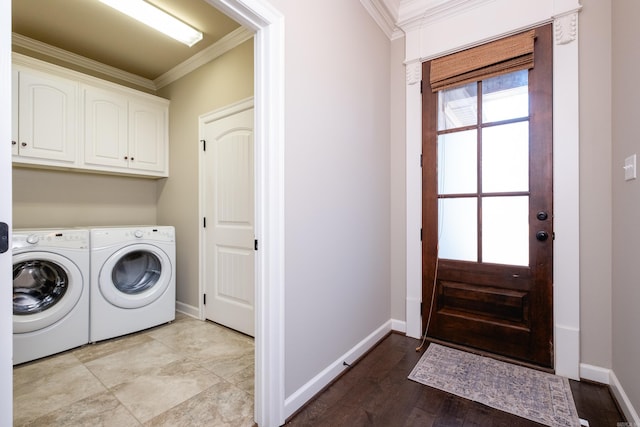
[408,344,581,426]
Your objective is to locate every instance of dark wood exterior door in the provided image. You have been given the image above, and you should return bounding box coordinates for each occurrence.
[422,25,554,368]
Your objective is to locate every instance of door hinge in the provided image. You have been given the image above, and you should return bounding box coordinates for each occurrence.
[254,239,258,251]
[203,294,206,305]
[203,217,206,228]
[420,154,423,168]
[201,139,206,151]
[420,228,423,242]
[420,80,423,94]
[420,302,423,313]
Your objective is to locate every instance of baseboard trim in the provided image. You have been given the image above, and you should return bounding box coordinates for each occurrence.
[610,370,640,425]
[579,363,611,385]
[175,301,199,319]
[391,319,407,333]
[283,320,392,419]
[580,363,640,424]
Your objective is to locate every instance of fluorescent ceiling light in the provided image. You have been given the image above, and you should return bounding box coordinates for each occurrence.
[99,0,203,47]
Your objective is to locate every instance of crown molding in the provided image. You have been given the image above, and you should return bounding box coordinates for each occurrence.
[397,0,495,32]
[360,0,499,39]
[359,0,403,39]
[154,26,254,89]
[11,32,156,90]
[12,26,254,92]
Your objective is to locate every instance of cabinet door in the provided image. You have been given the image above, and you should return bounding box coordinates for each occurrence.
[18,69,77,163]
[128,99,167,174]
[11,67,18,156]
[84,86,129,169]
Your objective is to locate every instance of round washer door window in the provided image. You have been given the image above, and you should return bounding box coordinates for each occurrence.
[13,252,84,334]
[99,243,172,309]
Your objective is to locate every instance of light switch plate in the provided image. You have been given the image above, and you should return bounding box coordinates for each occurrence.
[624,154,636,181]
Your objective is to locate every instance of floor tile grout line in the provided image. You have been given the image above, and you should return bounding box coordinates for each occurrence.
[14,316,256,425]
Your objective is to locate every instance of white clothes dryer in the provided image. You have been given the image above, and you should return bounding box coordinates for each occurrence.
[89,226,175,342]
[12,229,90,365]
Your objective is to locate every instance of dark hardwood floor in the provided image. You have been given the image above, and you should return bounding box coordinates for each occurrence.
[286,333,625,427]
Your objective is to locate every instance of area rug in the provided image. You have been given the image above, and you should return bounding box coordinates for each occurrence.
[408,344,581,426]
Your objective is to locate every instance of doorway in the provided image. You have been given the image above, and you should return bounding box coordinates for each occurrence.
[2,1,285,426]
[201,2,284,425]
[421,25,554,368]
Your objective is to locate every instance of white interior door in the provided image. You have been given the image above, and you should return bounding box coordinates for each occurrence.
[202,102,255,336]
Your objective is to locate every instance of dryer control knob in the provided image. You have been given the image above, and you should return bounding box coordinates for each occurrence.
[26,234,39,244]
[134,230,144,238]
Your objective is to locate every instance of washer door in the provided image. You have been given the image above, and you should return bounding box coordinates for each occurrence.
[99,243,172,309]
[13,252,84,334]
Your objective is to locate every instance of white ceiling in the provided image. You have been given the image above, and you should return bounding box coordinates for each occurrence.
[12,0,242,80]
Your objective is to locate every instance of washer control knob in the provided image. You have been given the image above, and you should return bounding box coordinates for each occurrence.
[134,230,144,238]
[26,234,39,244]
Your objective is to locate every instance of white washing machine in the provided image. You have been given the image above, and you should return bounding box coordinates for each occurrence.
[89,226,175,342]
[12,229,90,365]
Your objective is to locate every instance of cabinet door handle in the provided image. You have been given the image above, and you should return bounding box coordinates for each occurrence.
[124,156,128,160]
[21,142,27,147]
[11,141,16,146]
[131,157,134,161]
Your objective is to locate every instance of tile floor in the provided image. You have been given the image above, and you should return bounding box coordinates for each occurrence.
[13,313,255,426]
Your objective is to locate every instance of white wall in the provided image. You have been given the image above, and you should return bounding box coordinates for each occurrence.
[612,0,640,414]
[267,0,391,399]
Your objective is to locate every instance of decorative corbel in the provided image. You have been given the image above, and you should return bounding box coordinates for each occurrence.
[554,11,578,45]
[406,60,421,85]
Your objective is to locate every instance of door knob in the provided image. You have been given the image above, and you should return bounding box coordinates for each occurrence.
[536,231,549,241]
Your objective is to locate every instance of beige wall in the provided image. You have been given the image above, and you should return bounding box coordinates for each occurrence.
[612,0,640,412]
[579,0,613,369]
[390,36,406,322]
[156,39,254,308]
[268,0,391,397]
[12,168,157,228]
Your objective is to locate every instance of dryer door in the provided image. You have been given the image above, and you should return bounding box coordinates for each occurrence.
[99,243,172,309]
[13,252,84,333]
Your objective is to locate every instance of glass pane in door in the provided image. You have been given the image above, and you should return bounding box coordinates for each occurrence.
[482,70,528,122]
[482,196,529,266]
[438,130,477,195]
[438,82,478,130]
[438,197,477,261]
[482,122,529,193]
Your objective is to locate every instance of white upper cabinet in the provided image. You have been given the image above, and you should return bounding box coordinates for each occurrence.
[83,86,168,176]
[127,99,167,174]
[83,85,129,169]
[13,67,77,165]
[12,54,169,178]
[11,67,18,156]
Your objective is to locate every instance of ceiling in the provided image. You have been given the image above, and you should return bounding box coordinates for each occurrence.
[12,0,242,80]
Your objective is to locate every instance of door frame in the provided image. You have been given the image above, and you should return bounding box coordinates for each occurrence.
[0,1,285,424]
[401,2,582,380]
[201,2,285,426]
[1,0,13,424]
[199,96,254,328]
